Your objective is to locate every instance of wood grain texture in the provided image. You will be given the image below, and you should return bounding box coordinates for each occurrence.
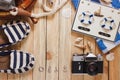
[46,3,59,80]
[0,0,118,80]
[0,21,8,80]
[95,43,108,80]
[109,45,120,80]
[59,1,71,80]
[71,1,84,79]
[33,0,46,80]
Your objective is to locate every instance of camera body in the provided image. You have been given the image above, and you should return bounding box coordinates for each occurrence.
[72,53,103,76]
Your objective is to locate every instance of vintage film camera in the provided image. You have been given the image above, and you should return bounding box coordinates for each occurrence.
[72,53,103,76]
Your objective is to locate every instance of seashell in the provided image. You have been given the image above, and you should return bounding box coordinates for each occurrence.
[74,44,86,50]
[74,37,83,43]
[87,41,93,52]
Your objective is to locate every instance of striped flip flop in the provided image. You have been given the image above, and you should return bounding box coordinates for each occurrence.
[0,50,35,74]
[0,20,30,48]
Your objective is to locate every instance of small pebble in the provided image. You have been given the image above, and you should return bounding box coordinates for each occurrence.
[106,52,114,61]
[39,67,44,72]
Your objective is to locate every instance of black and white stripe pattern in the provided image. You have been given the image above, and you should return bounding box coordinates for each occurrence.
[0,50,35,74]
[0,20,30,48]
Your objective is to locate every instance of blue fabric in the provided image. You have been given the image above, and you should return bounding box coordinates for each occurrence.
[72,0,120,9]
[91,0,100,3]
[72,0,100,10]
[112,0,120,9]
[115,32,120,42]
[72,0,80,10]
[97,39,107,50]
[96,31,120,53]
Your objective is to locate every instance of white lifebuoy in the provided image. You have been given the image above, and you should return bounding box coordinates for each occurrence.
[100,17,116,31]
[79,11,94,25]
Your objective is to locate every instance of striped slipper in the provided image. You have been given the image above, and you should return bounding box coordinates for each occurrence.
[0,20,30,48]
[0,50,35,74]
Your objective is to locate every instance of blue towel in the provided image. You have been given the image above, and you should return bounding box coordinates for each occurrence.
[96,29,120,53]
[112,0,120,9]
[72,0,80,10]
[72,0,120,53]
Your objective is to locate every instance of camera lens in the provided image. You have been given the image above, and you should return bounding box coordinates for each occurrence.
[87,62,98,76]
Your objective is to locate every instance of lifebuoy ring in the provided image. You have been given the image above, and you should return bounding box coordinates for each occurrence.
[100,17,116,31]
[79,11,94,25]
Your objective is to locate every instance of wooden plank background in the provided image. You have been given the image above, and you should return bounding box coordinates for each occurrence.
[0,0,119,80]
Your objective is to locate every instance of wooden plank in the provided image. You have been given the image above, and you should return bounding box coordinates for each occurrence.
[0,0,117,80]
[32,18,46,80]
[7,74,20,80]
[59,0,72,80]
[0,73,7,80]
[0,21,8,80]
[71,1,84,80]
[32,0,46,80]
[109,45,120,80]
[95,42,109,80]
[46,5,60,80]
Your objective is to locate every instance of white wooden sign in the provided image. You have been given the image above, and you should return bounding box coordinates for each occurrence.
[72,0,120,41]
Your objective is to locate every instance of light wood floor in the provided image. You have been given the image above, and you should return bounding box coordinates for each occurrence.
[0,0,119,80]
